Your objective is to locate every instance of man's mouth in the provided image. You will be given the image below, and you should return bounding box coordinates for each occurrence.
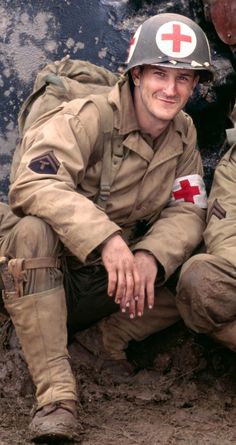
[156,96,179,105]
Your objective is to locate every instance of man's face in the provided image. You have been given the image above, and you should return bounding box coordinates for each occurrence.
[132,65,199,124]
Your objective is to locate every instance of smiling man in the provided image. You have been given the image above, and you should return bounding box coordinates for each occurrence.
[132,65,199,135]
[1,13,213,443]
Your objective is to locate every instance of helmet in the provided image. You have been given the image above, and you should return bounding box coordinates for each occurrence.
[125,13,213,82]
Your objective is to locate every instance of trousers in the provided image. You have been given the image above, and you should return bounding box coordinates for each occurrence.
[0,203,179,335]
[177,253,236,351]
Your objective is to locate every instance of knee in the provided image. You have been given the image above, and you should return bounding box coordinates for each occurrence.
[9,216,59,258]
[176,254,219,333]
[177,254,211,300]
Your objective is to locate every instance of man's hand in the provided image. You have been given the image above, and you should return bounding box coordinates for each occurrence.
[101,234,140,311]
[133,250,158,317]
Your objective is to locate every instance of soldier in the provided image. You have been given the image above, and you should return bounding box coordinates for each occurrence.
[1,13,212,442]
[176,0,236,354]
[176,140,236,354]
[127,0,236,191]
[173,0,236,358]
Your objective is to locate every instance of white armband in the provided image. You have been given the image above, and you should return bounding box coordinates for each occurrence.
[171,174,207,209]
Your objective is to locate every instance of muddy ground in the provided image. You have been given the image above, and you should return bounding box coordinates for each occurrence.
[1,313,236,445]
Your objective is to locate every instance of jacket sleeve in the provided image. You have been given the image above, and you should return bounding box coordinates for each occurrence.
[133,119,206,280]
[204,145,236,268]
[9,103,120,262]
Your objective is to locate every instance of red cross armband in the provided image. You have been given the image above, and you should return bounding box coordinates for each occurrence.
[171,174,207,209]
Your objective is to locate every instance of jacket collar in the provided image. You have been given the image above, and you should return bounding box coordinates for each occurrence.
[108,77,140,135]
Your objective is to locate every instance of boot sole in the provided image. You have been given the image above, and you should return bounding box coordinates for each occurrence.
[30,428,80,443]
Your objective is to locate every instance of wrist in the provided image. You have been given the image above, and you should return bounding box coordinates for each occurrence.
[98,231,123,253]
[134,249,156,261]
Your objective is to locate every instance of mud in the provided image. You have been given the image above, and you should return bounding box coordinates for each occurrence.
[1,314,236,445]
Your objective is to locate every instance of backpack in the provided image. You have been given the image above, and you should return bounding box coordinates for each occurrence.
[11,56,125,209]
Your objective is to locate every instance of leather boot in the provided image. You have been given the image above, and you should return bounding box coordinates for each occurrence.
[75,287,179,382]
[74,323,135,383]
[29,399,81,442]
[3,286,78,441]
[100,286,179,359]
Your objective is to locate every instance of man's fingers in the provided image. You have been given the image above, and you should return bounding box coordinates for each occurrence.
[107,269,117,297]
[133,268,141,299]
[124,270,135,303]
[101,234,138,304]
[118,267,141,310]
[114,270,126,304]
[128,298,136,319]
[136,285,145,317]
[146,281,155,309]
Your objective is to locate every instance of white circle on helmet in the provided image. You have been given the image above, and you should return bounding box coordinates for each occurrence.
[156,21,197,59]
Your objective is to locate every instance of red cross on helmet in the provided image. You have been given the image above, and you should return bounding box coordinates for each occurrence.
[125,13,213,82]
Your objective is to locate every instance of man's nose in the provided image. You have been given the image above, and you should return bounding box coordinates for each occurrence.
[163,79,176,95]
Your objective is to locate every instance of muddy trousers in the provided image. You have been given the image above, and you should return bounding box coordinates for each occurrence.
[0,206,180,401]
[0,209,77,409]
[64,257,180,360]
[176,253,236,352]
[100,287,180,360]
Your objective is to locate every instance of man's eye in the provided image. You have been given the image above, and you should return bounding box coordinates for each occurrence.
[154,71,165,77]
[178,76,189,82]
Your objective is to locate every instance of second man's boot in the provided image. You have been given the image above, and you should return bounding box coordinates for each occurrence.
[75,287,179,382]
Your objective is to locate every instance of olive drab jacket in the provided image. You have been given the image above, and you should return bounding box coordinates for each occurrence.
[204,143,236,267]
[9,77,206,280]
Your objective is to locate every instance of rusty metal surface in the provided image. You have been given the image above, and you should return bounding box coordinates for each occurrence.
[210,0,236,45]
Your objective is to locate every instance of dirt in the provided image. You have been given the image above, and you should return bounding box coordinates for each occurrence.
[1,315,236,445]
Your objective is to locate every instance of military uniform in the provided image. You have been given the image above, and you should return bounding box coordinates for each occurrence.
[0,76,207,405]
[0,9,214,441]
[10,78,206,270]
[177,143,236,351]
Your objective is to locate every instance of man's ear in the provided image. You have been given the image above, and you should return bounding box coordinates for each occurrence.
[131,66,142,86]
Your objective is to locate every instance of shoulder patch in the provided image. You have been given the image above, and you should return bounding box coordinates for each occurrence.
[28,151,60,175]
